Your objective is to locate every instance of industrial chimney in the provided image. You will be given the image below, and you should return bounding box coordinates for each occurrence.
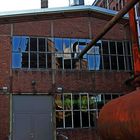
[69,0,84,6]
[41,0,48,8]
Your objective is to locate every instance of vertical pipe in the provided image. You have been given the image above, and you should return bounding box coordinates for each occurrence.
[9,23,13,140]
[128,4,140,75]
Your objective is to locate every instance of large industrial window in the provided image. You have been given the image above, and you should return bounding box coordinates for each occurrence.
[55,93,122,129]
[12,36,132,71]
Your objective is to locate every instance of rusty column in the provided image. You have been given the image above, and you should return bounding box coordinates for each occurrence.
[128,2,140,75]
[78,0,140,59]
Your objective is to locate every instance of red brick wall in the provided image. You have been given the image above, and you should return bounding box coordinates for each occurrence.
[95,0,127,11]
[12,70,132,94]
[0,36,11,90]
[13,16,130,40]
[0,14,131,140]
[57,128,99,140]
[0,95,9,140]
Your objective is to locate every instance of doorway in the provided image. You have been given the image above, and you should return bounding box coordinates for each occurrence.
[12,95,54,140]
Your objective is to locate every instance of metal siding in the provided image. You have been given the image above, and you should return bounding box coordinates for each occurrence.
[12,95,53,140]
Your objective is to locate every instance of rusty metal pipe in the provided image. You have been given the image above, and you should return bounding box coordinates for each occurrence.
[128,5,140,75]
[78,0,140,59]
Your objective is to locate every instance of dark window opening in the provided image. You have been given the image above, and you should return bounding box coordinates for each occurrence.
[82,111,89,127]
[118,56,125,70]
[103,55,110,70]
[22,53,29,68]
[12,37,132,71]
[102,41,109,54]
[73,111,80,128]
[30,53,37,68]
[117,42,123,55]
[110,42,116,54]
[111,56,117,70]
[30,38,37,51]
[39,38,46,51]
[39,53,46,68]
[65,112,72,128]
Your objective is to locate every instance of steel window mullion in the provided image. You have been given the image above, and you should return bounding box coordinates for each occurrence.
[108,41,111,70]
[122,42,126,70]
[101,41,104,70]
[29,38,31,68]
[87,93,90,127]
[131,55,134,70]
[37,38,39,69]
[95,94,98,125]
[115,41,119,71]
[71,93,74,128]
[45,38,47,69]
[80,93,82,128]
[62,93,65,128]
[62,39,64,70]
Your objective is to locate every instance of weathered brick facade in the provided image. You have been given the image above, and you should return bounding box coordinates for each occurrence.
[0,95,9,140]
[0,7,133,140]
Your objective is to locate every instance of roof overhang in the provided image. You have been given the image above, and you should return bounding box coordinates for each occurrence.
[0,5,128,24]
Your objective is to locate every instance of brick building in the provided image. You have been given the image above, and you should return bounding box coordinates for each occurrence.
[93,0,126,11]
[0,3,133,140]
[93,0,140,47]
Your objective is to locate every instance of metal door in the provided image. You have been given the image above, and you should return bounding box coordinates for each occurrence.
[12,95,53,140]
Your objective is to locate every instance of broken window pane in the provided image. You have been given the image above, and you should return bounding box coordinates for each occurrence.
[111,56,117,70]
[65,111,72,128]
[82,111,89,127]
[89,95,96,109]
[109,41,116,54]
[105,94,111,103]
[47,53,52,68]
[103,55,110,70]
[64,59,71,69]
[117,42,123,55]
[118,56,125,70]
[22,52,29,68]
[30,52,37,68]
[124,41,131,55]
[64,94,72,110]
[39,53,46,68]
[81,94,88,110]
[125,56,132,70]
[30,38,37,51]
[39,38,46,52]
[56,111,63,128]
[102,41,109,54]
[73,94,80,110]
[12,36,29,52]
[90,111,96,127]
[73,111,80,128]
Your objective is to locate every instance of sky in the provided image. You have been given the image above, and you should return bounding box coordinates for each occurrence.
[0,0,94,12]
